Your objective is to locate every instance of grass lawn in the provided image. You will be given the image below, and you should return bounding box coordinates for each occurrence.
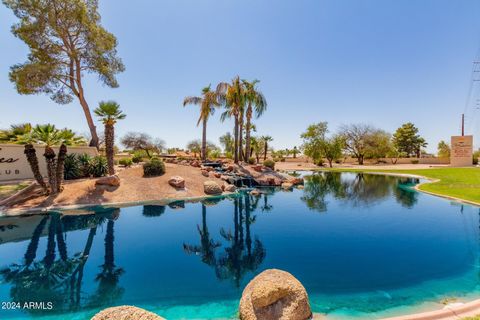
[319,167,480,205]
[0,183,29,201]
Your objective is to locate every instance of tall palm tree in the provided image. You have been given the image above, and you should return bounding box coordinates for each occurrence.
[94,101,126,175]
[183,85,220,161]
[217,77,245,164]
[242,80,267,160]
[260,135,273,161]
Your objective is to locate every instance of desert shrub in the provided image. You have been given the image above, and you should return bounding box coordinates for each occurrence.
[89,156,108,177]
[263,159,275,170]
[143,158,165,177]
[77,153,93,177]
[132,154,143,163]
[280,157,286,162]
[225,151,233,159]
[248,157,256,165]
[411,159,419,164]
[119,158,133,167]
[64,154,82,180]
[316,159,324,166]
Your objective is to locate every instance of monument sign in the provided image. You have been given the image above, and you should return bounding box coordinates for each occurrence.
[450,135,473,167]
[0,144,98,181]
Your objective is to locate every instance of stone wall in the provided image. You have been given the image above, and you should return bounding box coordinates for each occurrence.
[0,144,98,182]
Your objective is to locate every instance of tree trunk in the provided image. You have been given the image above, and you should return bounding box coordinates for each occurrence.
[202,118,207,162]
[328,159,333,167]
[44,146,57,194]
[358,155,364,165]
[105,123,115,175]
[234,117,239,164]
[56,144,67,193]
[245,105,252,160]
[24,144,48,193]
[78,93,99,149]
[239,117,244,162]
[264,142,268,161]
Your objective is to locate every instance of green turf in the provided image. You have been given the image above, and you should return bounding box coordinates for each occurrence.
[318,167,480,204]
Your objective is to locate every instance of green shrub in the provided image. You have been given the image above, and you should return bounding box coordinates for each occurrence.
[143,158,166,177]
[89,156,108,177]
[263,159,275,170]
[411,159,419,164]
[77,153,93,177]
[316,159,324,166]
[248,157,256,165]
[280,157,286,162]
[225,151,233,159]
[132,154,143,163]
[119,158,133,167]
[64,154,82,180]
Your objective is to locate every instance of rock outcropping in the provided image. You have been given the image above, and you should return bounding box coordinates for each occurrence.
[239,269,312,320]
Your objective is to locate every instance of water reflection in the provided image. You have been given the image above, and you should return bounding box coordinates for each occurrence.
[0,208,121,315]
[301,172,419,212]
[183,194,266,288]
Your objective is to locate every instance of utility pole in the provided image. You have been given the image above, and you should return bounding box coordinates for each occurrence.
[462,113,465,136]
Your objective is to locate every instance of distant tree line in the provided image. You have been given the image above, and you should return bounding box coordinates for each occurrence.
[300,122,429,166]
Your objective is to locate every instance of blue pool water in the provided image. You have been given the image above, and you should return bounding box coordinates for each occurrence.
[0,172,479,319]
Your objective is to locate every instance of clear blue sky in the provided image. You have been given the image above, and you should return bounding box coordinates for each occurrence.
[1,0,480,152]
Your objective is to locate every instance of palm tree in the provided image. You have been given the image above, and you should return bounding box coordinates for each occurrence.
[242,80,267,160]
[183,85,221,161]
[260,135,273,161]
[13,124,87,194]
[217,77,245,164]
[94,101,126,175]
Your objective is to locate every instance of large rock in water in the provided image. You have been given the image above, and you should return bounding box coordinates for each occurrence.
[239,269,312,320]
[95,175,120,187]
[91,305,165,320]
[204,181,222,195]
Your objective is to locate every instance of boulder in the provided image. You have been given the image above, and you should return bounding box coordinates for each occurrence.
[191,160,201,167]
[226,165,234,172]
[220,175,230,181]
[95,175,120,187]
[214,172,222,178]
[296,185,305,190]
[91,305,165,320]
[204,181,222,195]
[201,170,210,177]
[168,176,185,189]
[281,182,294,190]
[224,184,237,192]
[239,269,312,320]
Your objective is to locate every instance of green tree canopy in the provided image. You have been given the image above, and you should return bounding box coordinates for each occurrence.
[437,140,451,158]
[3,0,125,148]
[301,122,344,167]
[392,123,427,157]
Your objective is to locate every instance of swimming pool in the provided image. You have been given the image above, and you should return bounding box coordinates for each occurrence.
[0,172,479,319]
